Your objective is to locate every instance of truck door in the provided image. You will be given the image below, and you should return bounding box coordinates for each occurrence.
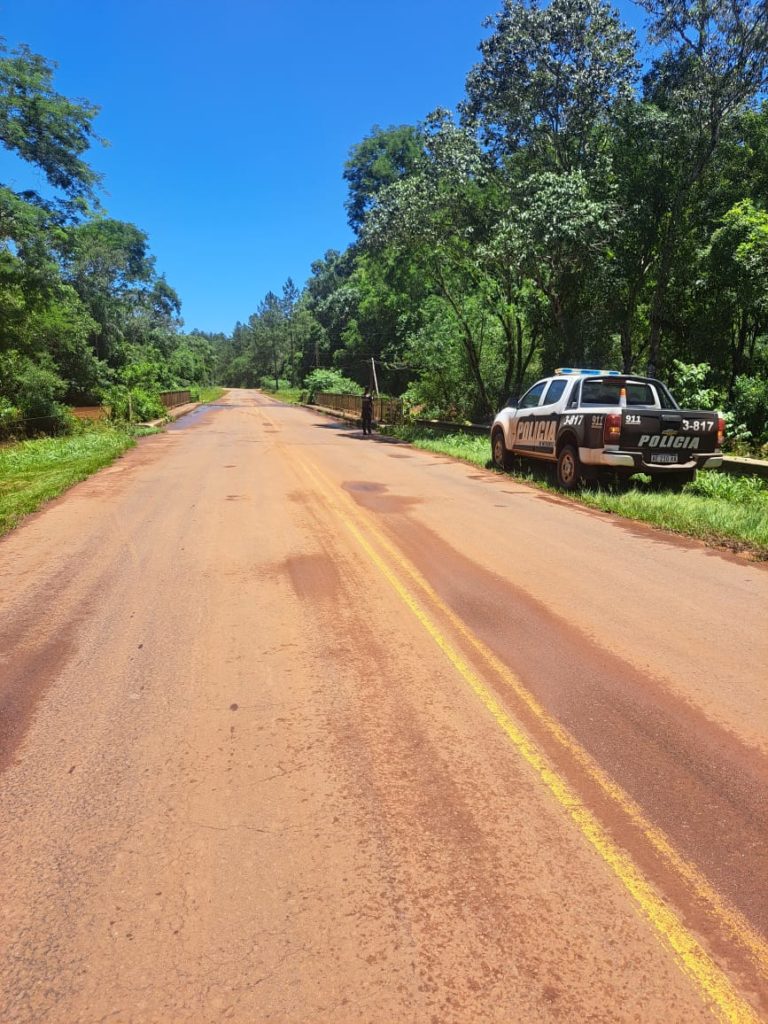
[511,379,563,457]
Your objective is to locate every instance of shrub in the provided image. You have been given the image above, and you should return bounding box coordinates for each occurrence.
[730,374,768,445]
[0,398,22,439]
[119,358,165,390]
[669,361,721,410]
[684,470,767,505]
[668,360,760,451]
[303,368,363,403]
[259,376,292,391]
[0,351,71,435]
[105,385,165,422]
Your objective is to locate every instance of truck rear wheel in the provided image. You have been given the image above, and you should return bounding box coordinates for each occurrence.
[556,444,581,491]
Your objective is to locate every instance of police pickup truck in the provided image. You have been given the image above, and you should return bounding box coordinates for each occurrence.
[490,368,724,490]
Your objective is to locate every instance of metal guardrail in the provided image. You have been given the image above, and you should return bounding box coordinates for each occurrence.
[159,390,191,409]
[721,456,768,479]
[315,392,404,424]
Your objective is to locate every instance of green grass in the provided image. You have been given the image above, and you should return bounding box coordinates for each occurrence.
[388,424,768,558]
[260,387,304,404]
[190,386,226,403]
[0,426,137,536]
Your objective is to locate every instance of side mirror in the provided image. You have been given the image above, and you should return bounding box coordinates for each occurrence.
[506,395,518,408]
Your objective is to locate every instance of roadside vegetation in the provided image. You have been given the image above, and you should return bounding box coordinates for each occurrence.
[0,426,138,537]
[259,369,362,407]
[388,425,768,558]
[259,384,304,405]
[190,386,226,404]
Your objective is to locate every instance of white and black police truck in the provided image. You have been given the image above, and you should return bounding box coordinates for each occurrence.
[490,368,724,490]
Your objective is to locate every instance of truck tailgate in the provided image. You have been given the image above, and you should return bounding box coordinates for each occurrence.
[620,410,719,464]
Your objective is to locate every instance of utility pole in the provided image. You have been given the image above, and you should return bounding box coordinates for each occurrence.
[371,357,380,396]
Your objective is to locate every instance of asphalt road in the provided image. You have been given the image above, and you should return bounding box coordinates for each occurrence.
[1,388,766,1023]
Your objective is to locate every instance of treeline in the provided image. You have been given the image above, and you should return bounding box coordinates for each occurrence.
[218,0,768,447]
[0,39,217,434]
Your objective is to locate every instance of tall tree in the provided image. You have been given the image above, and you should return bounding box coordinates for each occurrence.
[343,125,425,232]
[60,218,156,362]
[364,111,544,416]
[463,0,638,172]
[0,38,102,213]
[280,277,300,385]
[463,0,636,365]
[638,0,768,373]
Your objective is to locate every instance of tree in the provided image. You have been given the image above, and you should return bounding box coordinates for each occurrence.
[0,38,103,214]
[280,277,300,384]
[0,39,109,417]
[343,125,424,232]
[637,0,768,374]
[60,218,177,364]
[305,249,359,360]
[707,199,768,391]
[250,291,288,389]
[363,111,546,416]
[0,38,194,421]
[462,0,636,368]
[463,0,638,173]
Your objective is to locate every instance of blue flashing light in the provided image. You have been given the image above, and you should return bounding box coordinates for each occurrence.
[554,367,622,376]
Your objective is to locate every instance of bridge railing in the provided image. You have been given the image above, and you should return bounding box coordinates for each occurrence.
[159,390,191,409]
[314,392,404,424]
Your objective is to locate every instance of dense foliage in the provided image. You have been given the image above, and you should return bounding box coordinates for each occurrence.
[0,39,216,435]
[217,0,768,448]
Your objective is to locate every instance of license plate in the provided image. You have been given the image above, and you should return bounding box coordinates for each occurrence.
[650,452,679,464]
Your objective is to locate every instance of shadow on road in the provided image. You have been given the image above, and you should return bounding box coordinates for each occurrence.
[312,422,408,445]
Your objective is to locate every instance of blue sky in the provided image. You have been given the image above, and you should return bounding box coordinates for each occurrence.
[1,0,647,334]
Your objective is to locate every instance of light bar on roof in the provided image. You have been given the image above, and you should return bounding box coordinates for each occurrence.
[554,367,622,376]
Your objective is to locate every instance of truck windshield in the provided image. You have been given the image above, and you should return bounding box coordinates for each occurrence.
[581,380,657,407]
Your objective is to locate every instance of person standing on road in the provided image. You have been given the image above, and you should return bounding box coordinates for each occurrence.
[361,388,374,436]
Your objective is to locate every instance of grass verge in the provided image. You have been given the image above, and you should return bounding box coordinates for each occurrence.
[0,426,137,537]
[190,386,226,403]
[259,387,304,404]
[388,424,768,559]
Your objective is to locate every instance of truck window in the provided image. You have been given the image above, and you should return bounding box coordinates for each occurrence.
[542,379,567,405]
[655,383,680,410]
[567,380,582,409]
[518,381,548,408]
[581,379,657,406]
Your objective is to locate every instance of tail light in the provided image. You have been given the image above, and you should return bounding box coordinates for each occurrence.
[717,415,725,446]
[603,412,622,444]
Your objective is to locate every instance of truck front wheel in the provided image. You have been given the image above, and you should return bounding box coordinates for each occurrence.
[556,444,581,491]
[492,429,513,471]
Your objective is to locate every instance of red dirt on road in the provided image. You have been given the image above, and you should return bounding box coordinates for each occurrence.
[1,389,766,1023]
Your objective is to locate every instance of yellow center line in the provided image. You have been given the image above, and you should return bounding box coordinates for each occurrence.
[275,431,764,1024]
[296,452,768,979]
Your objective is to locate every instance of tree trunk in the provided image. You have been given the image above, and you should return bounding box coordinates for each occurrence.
[434,263,493,417]
[620,324,632,373]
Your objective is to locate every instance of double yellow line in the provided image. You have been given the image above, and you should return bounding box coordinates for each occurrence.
[275,415,765,1024]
